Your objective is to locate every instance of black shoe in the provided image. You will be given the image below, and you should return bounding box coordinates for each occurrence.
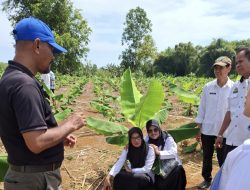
[197,180,211,189]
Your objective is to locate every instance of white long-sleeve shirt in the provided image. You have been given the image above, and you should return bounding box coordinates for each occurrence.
[41,73,50,89]
[226,80,250,146]
[144,135,182,165]
[219,139,250,190]
[109,146,155,180]
[195,79,234,137]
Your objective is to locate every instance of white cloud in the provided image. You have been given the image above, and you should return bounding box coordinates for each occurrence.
[0,11,15,63]
[1,0,250,67]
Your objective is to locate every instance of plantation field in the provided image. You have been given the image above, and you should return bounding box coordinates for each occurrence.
[0,69,221,190]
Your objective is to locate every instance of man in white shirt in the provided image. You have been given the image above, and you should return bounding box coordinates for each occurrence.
[49,70,55,93]
[218,138,250,190]
[196,56,234,189]
[216,47,250,162]
[41,73,50,89]
[211,75,250,190]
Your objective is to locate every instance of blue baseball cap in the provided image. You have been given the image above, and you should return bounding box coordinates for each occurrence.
[13,17,67,54]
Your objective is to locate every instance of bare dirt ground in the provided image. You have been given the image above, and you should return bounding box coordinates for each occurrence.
[0,81,220,190]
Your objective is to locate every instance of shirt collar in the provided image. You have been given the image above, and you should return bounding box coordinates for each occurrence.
[215,77,231,88]
[8,60,34,78]
[8,61,50,99]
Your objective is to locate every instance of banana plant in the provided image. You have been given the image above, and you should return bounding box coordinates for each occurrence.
[168,82,200,116]
[87,68,166,145]
[168,83,200,105]
[167,122,199,143]
[87,69,200,146]
[54,108,72,122]
[0,154,8,182]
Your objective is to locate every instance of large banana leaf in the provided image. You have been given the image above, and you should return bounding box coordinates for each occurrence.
[106,135,128,146]
[179,122,197,129]
[133,80,165,128]
[168,83,200,105]
[53,94,64,102]
[183,142,199,153]
[168,122,199,143]
[54,108,72,122]
[120,68,142,122]
[0,154,8,182]
[151,157,165,176]
[86,117,128,136]
[41,80,55,98]
[90,101,112,113]
[154,108,169,124]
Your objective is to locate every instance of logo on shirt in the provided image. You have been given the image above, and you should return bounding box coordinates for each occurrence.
[209,92,216,95]
[233,87,238,94]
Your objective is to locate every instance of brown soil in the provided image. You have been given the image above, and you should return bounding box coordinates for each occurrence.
[0,81,220,190]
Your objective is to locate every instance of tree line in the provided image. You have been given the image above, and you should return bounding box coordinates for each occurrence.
[2,1,250,77]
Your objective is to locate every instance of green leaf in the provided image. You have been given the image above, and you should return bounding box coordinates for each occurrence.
[179,122,197,129]
[151,157,165,176]
[168,83,200,105]
[133,80,165,128]
[53,94,64,101]
[183,142,199,153]
[151,157,161,175]
[0,154,8,182]
[106,135,128,146]
[154,108,169,124]
[40,80,55,98]
[86,117,128,136]
[90,101,112,113]
[54,108,72,122]
[168,123,199,143]
[120,68,142,122]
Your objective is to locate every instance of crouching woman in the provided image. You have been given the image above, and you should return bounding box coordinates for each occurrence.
[145,119,187,190]
[103,127,155,190]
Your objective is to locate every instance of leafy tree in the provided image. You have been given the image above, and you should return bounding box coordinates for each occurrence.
[101,63,123,77]
[173,42,199,76]
[154,42,199,76]
[0,63,7,77]
[2,0,91,74]
[76,62,97,77]
[232,39,250,49]
[120,7,154,71]
[137,35,157,76]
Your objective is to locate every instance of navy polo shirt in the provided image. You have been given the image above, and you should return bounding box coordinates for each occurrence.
[0,61,64,165]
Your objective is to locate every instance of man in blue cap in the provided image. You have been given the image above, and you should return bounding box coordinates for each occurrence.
[0,17,85,190]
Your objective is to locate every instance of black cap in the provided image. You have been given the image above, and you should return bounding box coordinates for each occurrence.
[146,119,160,130]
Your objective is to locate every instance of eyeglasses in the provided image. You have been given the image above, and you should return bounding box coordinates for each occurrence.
[147,128,159,133]
[131,136,142,141]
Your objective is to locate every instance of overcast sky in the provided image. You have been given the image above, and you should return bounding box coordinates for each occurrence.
[1,0,250,67]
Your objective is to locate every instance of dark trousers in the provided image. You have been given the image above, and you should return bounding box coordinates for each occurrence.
[223,144,237,161]
[4,168,61,190]
[155,165,186,190]
[113,170,152,190]
[201,134,226,182]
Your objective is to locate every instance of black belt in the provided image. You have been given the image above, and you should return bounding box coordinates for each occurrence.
[9,162,61,173]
